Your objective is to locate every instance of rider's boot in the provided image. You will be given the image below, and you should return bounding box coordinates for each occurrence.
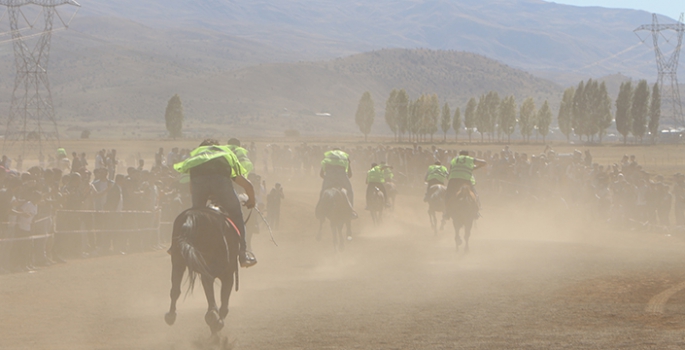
[240,250,257,268]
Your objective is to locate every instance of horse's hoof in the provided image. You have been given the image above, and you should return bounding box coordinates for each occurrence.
[205,310,224,333]
[346,235,352,241]
[210,319,224,334]
[164,312,176,326]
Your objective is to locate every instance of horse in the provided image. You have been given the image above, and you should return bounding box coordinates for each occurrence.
[367,184,385,225]
[446,184,478,253]
[165,208,240,335]
[427,184,447,235]
[316,187,352,252]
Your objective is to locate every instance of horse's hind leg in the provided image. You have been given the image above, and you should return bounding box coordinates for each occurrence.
[165,252,185,326]
[428,210,436,235]
[464,221,472,253]
[345,220,352,240]
[218,272,234,320]
[201,275,224,334]
[454,222,463,252]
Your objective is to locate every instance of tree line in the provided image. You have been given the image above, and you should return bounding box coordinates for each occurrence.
[354,78,661,144]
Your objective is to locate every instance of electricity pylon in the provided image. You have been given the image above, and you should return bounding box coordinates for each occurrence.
[0,0,80,157]
[635,13,685,126]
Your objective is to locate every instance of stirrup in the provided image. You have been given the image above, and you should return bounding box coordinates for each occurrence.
[240,251,257,268]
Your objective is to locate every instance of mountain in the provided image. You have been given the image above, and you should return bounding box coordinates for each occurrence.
[75,0,682,83]
[2,46,562,137]
[0,0,682,137]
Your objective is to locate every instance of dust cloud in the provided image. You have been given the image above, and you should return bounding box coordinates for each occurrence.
[1,150,685,349]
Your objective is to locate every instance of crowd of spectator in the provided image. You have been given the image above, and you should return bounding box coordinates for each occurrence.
[2,141,682,274]
[258,142,685,230]
[0,148,191,274]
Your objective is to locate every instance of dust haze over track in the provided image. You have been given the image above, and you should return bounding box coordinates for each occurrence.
[2,170,685,349]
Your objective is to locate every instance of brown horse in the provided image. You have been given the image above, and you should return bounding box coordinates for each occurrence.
[446,184,478,252]
[165,208,240,335]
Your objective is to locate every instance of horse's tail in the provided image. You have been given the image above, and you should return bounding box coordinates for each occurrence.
[174,210,213,293]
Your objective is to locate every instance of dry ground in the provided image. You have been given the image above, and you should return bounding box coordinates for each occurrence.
[2,140,685,349]
[2,172,685,349]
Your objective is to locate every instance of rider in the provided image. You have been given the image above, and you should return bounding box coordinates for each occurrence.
[365,162,390,209]
[381,161,394,183]
[445,150,486,219]
[226,138,254,174]
[319,147,355,218]
[172,139,257,268]
[423,161,448,202]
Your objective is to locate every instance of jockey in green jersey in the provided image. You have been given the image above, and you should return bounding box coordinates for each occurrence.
[445,150,486,218]
[173,138,257,268]
[365,163,391,209]
[424,161,448,202]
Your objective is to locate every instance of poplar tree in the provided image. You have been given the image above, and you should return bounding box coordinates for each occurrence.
[396,89,409,142]
[615,81,633,144]
[165,94,184,139]
[519,97,536,143]
[384,89,399,141]
[427,94,440,142]
[355,91,375,142]
[453,107,462,142]
[464,98,477,143]
[558,87,574,143]
[485,91,500,142]
[441,102,451,142]
[630,80,650,143]
[499,95,517,143]
[572,80,586,140]
[648,83,661,144]
[595,82,613,143]
[475,95,487,142]
[537,100,552,143]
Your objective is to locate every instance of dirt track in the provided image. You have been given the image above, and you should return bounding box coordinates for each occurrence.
[2,182,685,350]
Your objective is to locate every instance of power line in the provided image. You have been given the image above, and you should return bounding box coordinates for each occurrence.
[635,13,685,126]
[0,0,80,156]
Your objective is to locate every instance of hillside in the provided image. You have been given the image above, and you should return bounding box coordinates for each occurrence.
[2,0,682,138]
[74,0,681,83]
[1,48,561,138]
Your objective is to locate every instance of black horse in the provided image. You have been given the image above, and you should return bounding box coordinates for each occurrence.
[367,184,385,225]
[446,184,478,253]
[427,184,447,235]
[165,208,240,334]
[316,188,352,252]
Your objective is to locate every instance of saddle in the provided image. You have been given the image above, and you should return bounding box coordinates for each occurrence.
[205,205,242,238]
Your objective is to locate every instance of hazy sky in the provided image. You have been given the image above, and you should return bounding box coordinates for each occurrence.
[551,0,683,21]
